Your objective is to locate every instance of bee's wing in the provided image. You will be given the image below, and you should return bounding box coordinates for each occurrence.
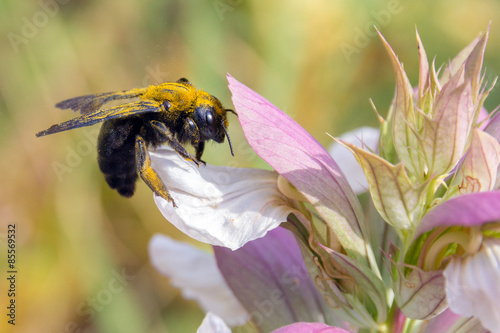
[56,88,148,115]
[36,100,161,137]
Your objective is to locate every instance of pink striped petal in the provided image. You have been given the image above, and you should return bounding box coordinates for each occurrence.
[227,74,369,263]
[416,191,500,238]
[271,322,351,333]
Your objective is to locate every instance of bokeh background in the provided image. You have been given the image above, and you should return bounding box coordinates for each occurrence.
[1,0,499,332]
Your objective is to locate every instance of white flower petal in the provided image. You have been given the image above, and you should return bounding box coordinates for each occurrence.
[444,238,500,333]
[150,147,303,250]
[149,234,249,326]
[197,313,231,333]
[328,127,380,194]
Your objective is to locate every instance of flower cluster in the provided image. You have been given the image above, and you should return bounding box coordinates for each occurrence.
[149,27,500,333]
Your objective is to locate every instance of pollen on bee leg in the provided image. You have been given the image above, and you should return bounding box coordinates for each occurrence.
[277,175,307,202]
[135,136,177,207]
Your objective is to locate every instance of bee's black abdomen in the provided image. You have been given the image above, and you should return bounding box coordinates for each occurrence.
[97,118,142,197]
[107,173,137,197]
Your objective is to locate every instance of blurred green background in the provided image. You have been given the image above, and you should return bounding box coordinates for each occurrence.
[0,0,499,332]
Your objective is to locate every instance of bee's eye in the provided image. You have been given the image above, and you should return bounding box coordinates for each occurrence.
[206,110,214,126]
[162,101,171,111]
[187,119,196,132]
[193,106,223,142]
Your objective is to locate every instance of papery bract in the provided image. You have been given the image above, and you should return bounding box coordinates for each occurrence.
[328,127,380,194]
[378,28,490,184]
[340,141,426,230]
[422,77,474,177]
[392,265,447,320]
[452,128,500,194]
[378,30,422,179]
[319,245,387,327]
[440,34,482,85]
[485,111,500,142]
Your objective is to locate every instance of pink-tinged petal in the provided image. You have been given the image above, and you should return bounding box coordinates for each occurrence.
[377,31,422,179]
[197,313,231,333]
[485,111,500,142]
[440,34,482,85]
[151,147,304,250]
[392,266,447,320]
[214,227,338,333]
[340,141,427,230]
[328,127,380,194]
[416,191,500,238]
[271,322,351,333]
[419,309,462,333]
[444,238,500,333]
[416,28,430,104]
[463,26,489,101]
[478,106,490,130]
[227,74,370,265]
[452,128,500,194]
[149,234,249,326]
[320,245,387,325]
[423,78,474,176]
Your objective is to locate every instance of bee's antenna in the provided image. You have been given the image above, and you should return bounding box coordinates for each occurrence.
[226,109,238,117]
[223,125,234,157]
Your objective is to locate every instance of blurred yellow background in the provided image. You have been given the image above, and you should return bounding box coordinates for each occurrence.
[1,0,499,332]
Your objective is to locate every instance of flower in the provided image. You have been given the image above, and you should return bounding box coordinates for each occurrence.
[148,25,500,333]
[227,73,375,266]
[416,191,500,333]
[228,74,387,329]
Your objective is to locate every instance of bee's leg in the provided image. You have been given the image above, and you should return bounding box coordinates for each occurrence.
[182,119,206,166]
[135,136,177,207]
[195,141,206,165]
[150,120,202,166]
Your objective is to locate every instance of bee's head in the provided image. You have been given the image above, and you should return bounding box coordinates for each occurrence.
[193,94,235,156]
[193,104,226,143]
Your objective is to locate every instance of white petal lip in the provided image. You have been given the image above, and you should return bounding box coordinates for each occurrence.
[328,127,380,194]
[444,238,500,333]
[150,146,303,250]
[149,234,249,327]
[197,313,231,333]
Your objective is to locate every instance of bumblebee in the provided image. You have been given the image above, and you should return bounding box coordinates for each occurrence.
[36,78,234,207]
